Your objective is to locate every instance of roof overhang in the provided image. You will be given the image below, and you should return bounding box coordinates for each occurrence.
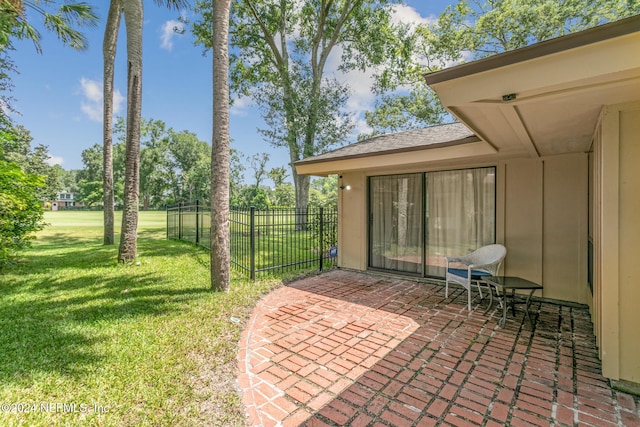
[425,15,640,158]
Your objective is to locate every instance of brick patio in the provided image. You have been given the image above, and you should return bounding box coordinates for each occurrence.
[237,270,640,426]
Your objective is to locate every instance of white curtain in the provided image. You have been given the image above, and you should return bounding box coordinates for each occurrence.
[426,167,495,270]
[369,174,423,273]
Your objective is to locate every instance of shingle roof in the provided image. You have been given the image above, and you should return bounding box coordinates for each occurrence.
[295,122,479,166]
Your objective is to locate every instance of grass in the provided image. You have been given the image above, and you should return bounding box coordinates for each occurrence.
[0,211,284,426]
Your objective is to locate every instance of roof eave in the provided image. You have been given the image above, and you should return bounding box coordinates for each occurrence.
[294,135,481,167]
[424,15,640,86]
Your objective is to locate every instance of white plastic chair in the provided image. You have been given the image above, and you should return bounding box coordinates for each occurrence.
[445,244,507,311]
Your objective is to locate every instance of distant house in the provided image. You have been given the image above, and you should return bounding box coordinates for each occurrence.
[296,15,640,391]
[47,191,82,211]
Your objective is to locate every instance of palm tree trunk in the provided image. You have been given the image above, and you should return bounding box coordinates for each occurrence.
[103,0,121,246]
[210,0,232,291]
[118,0,143,263]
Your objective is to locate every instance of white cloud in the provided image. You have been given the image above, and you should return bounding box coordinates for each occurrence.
[390,4,436,27]
[114,91,125,113]
[353,118,374,138]
[160,11,187,51]
[79,77,124,123]
[81,78,102,102]
[230,96,253,116]
[46,155,64,166]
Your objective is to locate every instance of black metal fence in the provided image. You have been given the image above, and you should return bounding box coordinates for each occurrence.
[167,201,338,279]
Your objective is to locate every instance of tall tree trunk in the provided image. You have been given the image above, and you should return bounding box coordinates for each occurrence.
[102,0,121,246]
[286,140,311,229]
[292,169,310,230]
[295,72,321,227]
[210,0,232,291]
[118,0,143,263]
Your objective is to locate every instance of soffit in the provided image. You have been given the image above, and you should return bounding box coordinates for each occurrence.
[427,21,640,158]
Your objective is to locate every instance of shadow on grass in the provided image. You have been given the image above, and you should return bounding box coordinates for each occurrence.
[136,236,209,259]
[20,231,196,272]
[15,244,117,273]
[35,227,166,246]
[0,235,209,386]
[34,232,103,246]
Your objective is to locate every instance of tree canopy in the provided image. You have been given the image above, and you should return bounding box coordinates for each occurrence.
[61,127,303,211]
[0,0,98,53]
[74,118,214,209]
[2,124,58,200]
[0,119,47,266]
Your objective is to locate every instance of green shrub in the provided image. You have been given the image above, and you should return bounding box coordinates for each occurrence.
[0,158,45,266]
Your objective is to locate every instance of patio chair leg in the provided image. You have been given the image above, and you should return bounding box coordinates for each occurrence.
[476,282,484,299]
[483,284,494,314]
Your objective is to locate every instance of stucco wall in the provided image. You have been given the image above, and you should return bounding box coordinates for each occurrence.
[337,153,589,305]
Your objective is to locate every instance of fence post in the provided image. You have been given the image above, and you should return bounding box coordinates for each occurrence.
[195,200,200,246]
[166,205,169,239]
[319,207,324,272]
[178,202,183,240]
[250,206,256,280]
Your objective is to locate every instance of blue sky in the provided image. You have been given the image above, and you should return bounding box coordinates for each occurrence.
[9,1,453,176]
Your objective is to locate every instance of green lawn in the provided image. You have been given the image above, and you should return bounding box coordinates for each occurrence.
[40,210,166,239]
[0,211,281,426]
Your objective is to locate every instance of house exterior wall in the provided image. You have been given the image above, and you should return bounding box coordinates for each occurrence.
[338,171,367,271]
[503,159,544,288]
[595,101,640,384]
[47,192,81,210]
[618,104,640,385]
[337,152,589,304]
[542,155,589,303]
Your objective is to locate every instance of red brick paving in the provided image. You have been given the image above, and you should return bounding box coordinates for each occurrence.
[238,270,640,426]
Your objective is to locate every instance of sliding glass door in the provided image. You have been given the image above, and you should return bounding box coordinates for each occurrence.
[369,167,496,278]
[369,174,423,274]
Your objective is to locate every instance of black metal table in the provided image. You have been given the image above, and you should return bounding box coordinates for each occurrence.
[480,276,543,327]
